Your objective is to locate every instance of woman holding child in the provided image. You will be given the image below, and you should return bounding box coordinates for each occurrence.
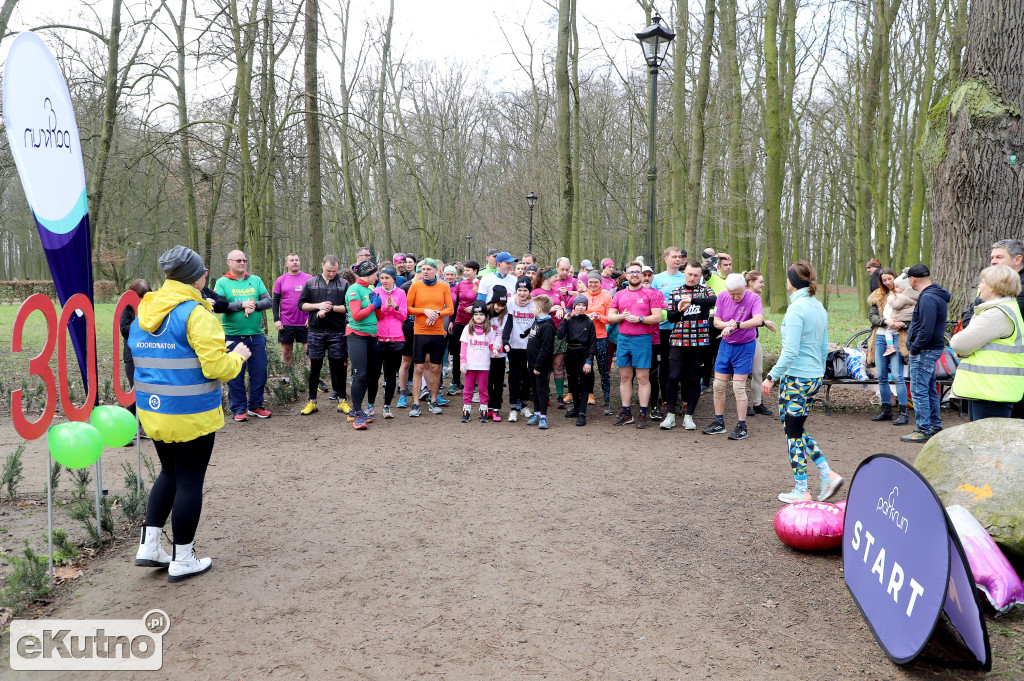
[866,267,918,425]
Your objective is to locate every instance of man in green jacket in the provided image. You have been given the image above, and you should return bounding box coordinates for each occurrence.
[215,250,273,421]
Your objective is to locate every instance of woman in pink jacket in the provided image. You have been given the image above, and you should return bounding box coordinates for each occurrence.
[370,266,408,419]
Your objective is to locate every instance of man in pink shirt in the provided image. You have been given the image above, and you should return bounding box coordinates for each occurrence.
[272,253,313,369]
[607,261,664,429]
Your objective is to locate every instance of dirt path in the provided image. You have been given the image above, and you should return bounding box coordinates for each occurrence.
[3,394,1021,680]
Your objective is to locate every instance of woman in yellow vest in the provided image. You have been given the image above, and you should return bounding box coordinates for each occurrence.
[129,246,250,582]
[951,265,1024,421]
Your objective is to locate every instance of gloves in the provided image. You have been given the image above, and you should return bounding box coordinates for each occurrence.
[368,292,382,309]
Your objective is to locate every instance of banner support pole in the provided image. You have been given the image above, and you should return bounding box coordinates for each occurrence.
[46,454,54,588]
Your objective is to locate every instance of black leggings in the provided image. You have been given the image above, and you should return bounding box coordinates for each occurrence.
[656,329,672,406]
[508,349,530,406]
[650,341,664,408]
[667,345,708,415]
[531,368,551,415]
[370,340,404,406]
[146,433,215,545]
[447,323,466,385]
[308,357,346,400]
[565,348,594,414]
[488,357,506,410]
[348,334,379,410]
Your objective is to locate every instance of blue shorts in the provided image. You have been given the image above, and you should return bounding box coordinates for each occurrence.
[616,333,653,369]
[714,340,756,375]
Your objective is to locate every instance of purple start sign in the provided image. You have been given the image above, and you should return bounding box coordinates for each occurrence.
[843,454,989,669]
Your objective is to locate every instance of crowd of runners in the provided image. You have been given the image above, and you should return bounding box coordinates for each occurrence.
[211,245,787,438]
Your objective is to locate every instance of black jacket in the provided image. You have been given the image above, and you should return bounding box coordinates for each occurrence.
[526,316,556,372]
[907,283,951,355]
[556,313,596,356]
[201,286,231,314]
[297,275,349,331]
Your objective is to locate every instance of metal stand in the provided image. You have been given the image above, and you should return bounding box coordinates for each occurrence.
[46,454,54,588]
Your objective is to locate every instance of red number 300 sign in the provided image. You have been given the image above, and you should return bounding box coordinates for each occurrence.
[10,291,139,440]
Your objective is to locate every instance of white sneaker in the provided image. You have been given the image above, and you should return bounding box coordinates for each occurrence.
[683,414,696,430]
[521,406,533,418]
[168,542,212,582]
[135,527,171,568]
[508,410,518,422]
[660,412,676,429]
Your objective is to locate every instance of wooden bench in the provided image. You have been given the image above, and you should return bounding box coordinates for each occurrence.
[820,329,958,416]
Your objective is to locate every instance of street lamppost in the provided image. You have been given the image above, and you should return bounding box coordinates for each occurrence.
[526,191,538,252]
[466,234,472,262]
[636,14,675,266]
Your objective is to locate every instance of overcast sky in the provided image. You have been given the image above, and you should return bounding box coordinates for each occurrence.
[2,0,663,93]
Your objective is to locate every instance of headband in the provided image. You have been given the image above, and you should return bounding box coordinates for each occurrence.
[542,268,558,280]
[788,265,810,290]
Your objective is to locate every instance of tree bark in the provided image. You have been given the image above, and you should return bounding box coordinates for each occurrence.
[763,0,786,310]
[929,0,1024,316]
[555,0,574,257]
[89,0,121,261]
[685,1,716,264]
[376,0,394,258]
[305,0,325,255]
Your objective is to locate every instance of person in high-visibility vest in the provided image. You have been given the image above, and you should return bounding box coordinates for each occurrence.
[951,265,1024,422]
[129,246,250,582]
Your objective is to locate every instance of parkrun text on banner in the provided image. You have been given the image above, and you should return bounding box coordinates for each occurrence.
[843,453,990,670]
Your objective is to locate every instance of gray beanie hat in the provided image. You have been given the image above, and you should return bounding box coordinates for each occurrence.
[159,246,206,284]
[573,294,589,309]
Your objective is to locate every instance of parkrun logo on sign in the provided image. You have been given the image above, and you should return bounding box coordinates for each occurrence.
[9,610,169,671]
[877,486,910,533]
[22,98,73,154]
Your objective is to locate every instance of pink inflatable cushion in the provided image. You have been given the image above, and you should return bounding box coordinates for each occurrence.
[947,504,1024,614]
[774,501,844,551]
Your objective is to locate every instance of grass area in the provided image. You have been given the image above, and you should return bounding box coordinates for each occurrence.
[759,287,868,361]
[0,303,297,415]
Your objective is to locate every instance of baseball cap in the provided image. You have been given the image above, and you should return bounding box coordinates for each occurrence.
[525,265,539,273]
[495,251,517,263]
[487,248,500,257]
[580,259,594,270]
[641,265,654,274]
[907,264,930,278]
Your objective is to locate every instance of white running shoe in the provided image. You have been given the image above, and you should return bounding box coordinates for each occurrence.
[659,413,676,430]
[521,406,533,418]
[683,414,697,430]
[508,410,518,422]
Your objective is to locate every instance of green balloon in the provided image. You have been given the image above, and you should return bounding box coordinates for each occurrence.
[90,405,137,448]
[48,422,104,469]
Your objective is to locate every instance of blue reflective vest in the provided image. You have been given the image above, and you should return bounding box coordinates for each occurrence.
[128,301,223,415]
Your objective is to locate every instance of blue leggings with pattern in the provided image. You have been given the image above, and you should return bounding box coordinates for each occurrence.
[778,376,832,492]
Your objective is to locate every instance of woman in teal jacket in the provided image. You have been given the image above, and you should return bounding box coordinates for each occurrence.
[762,262,844,504]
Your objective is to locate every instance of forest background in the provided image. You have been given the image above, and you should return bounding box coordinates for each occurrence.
[0,0,1020,317]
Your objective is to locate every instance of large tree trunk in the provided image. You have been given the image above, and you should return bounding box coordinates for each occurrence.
[168,0,199,253]
[555,0,574,257]
[929,0,1024,317]
[305,0,324,255]
[670,0,689,253]
[684,1,716,262]
[89,0,121,262]
[376,0,394,258]
[763,0,786,310]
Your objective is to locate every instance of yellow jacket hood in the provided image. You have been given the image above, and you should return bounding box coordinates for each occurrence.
[138,279,211,333]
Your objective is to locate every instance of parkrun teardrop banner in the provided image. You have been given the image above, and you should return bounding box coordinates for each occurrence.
[843,454,990,670]
[3,31,94,390]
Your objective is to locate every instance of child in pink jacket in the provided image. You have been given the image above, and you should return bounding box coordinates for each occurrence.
[460,300,499,423]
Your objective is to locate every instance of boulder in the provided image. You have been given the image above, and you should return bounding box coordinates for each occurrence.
[915,418,1024,560]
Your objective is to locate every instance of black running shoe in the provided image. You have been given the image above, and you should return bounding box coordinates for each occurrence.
[702,421,727,435]
[727,424,748,440]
